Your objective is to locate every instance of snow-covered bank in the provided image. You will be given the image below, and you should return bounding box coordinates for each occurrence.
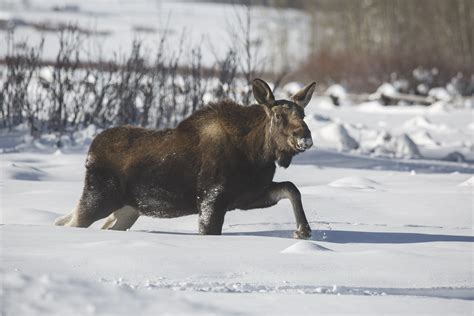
[1,96,474,315]
[307,97,474,164]
[1,144,473,314]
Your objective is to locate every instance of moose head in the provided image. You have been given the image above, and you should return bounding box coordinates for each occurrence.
[252,78,316,167]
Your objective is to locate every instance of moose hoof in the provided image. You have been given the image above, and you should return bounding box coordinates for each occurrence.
[293,224,312,239]
[199,227,223,236]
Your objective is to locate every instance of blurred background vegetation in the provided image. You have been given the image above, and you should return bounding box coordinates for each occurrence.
[0,0,472,140]
[211,0,473,92]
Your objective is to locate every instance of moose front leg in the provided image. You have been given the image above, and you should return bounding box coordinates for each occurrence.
[198,186,226,235]
[241,182,312,239]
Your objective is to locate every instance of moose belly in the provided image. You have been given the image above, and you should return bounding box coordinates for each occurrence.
[131,186,197,218]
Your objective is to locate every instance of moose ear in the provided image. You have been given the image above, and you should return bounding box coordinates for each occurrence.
[291,82,316,108]
[252,78,275,106]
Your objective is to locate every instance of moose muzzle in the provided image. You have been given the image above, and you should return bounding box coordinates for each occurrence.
[296,137,313,151]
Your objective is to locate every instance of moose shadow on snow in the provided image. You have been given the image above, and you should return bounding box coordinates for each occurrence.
[143,229,474,244]
[230,229,474,244]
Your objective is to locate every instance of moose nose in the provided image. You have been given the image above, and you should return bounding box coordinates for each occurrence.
[297,137,313,150]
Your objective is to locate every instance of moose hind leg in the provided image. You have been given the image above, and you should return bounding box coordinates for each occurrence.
[54,210,74,226]
[101,206,140,231]
[241,181,312,239]
[67,167,124,228]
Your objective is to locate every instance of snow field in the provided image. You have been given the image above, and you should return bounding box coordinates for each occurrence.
[1,138,473,314]
[1,82,473,315]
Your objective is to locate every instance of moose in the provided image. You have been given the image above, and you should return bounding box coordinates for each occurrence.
[55,79,316,239]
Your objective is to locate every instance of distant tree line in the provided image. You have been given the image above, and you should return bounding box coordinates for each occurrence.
[209,0,474,93]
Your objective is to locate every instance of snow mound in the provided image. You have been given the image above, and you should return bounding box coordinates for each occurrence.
[368,133,422,159]
[458,176,474,187]
[39,66,54,83]
[317,123,359,151]
[428,101,450,113]
[281,241,332,254]
[417,83,429,95]
[376,83,397,98]
[362,130,391,150]
[328,177,381,190]
[392,134,422,159]
[428,87,452,102]
[326,84,347,99]
[410,131,439,147]
[325,84,348,106]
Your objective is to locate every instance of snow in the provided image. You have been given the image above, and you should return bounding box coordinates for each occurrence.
[326,84,347,99]
[306,97,474,164]
[2,98,474,314]
[316,122,359,151]
[402,115,452,132]
[410,131,440,147]
[327,176,381,190]
[282,82,304,97]
[280,240,333,253]
[391,134,422,159]
[0,108,474,315]
[0,0,311,71]
[1,1,473,312]
[458,176,474,187]
[4,270,472,316]
[376,82,397,97]
[429,87,452,102]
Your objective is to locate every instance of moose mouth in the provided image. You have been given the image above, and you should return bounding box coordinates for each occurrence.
[294,137,313,153]
[295,144,307,152]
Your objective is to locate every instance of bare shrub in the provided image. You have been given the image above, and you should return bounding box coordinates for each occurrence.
[0,18,267,142]
[46,26,82,140]
[1,30,43,135]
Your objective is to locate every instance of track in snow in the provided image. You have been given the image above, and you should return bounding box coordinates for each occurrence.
[102,278,474,301]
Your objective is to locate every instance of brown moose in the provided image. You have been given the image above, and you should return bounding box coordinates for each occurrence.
[55,79,316,239]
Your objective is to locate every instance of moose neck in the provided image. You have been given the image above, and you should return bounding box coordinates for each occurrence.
[240,106,278,166]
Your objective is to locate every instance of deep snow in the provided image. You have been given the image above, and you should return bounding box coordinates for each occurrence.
[1,98,473,315]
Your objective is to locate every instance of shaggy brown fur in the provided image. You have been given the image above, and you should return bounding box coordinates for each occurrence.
[55,79,316,238]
